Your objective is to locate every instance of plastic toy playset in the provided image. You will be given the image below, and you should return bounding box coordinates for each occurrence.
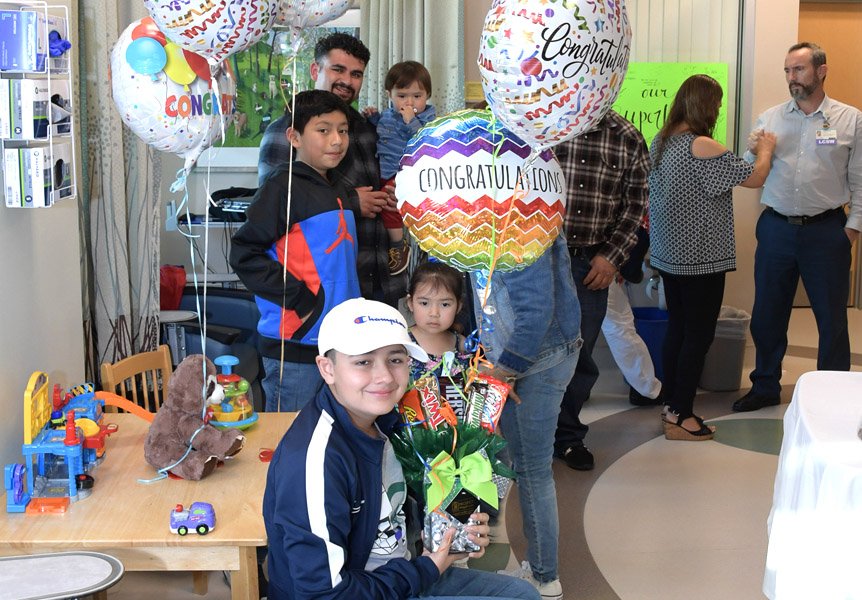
[3,373,127,514]
[208,355,258,430]
[4,354,256,515]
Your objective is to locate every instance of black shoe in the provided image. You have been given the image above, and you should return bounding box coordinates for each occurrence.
[629,386,662,406]
[732,390,780,412]
[562,445,594,471]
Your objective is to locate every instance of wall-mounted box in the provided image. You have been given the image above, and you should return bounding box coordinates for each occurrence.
[4,140,71,207]
[0,9,47,72]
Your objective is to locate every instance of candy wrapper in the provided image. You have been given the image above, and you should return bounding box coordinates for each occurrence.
[465,374,509,433]
[398,376,458,430]
[424,507,481,554]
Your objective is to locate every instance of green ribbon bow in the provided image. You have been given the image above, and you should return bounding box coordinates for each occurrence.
[426,450,499,511]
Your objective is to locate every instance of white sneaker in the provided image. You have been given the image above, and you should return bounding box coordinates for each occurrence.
[497,560,563,600]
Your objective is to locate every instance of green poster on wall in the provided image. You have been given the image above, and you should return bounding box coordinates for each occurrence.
[612,63,729,147]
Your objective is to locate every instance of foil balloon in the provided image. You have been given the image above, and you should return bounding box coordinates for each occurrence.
[396,109,567,273]
[111,18,236,172]
[143,0,278,64]
[478,0,632,150]
[276,0,352,28]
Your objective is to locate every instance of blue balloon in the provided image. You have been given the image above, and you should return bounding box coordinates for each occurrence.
[125,37,166,76]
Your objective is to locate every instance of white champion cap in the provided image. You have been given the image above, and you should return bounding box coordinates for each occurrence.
[318,298,429,362]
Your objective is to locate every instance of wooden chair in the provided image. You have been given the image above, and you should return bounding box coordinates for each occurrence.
[100,345,173,414]
[100,344,208,595]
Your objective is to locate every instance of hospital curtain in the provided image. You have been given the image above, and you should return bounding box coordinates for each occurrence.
[359,0,465,116]
[78,0,162,380]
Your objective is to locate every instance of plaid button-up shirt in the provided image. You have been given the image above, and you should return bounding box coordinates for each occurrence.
[257,105,407,306]
[555,110,649,268]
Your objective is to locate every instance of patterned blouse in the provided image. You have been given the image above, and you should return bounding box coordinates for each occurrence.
[648,132,753,276]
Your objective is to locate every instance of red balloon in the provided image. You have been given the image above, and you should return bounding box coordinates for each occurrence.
[131,16,167,46]
[183,49,212,84]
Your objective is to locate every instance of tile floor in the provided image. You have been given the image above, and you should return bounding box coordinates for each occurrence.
[109,307,862,599]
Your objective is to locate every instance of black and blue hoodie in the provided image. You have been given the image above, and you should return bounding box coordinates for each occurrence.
[230,161,361,364]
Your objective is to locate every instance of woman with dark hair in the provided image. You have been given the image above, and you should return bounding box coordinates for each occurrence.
[649,74,776,441]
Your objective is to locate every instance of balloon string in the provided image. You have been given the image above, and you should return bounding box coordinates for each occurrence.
[276,55,299,413]
[210,66,226,148]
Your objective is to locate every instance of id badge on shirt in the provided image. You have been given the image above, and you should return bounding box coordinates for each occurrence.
[816,128,837,145]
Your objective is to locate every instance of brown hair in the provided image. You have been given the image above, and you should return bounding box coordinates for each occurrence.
[653,74,723,167]
[384,61,432,97]
[788,42,826,69]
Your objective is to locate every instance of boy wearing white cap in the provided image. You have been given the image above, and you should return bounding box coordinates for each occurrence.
[262,298,539,600]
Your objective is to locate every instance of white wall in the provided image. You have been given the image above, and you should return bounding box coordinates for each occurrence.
[0,203,85,467]
[0,0,85,469]
[728,0,800,313]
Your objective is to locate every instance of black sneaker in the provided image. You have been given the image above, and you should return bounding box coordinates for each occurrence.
[562,445,594,471]
[629,386,662,406]
[732,390,780,412]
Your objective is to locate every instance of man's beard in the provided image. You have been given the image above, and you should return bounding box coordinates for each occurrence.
[789,81,816,100]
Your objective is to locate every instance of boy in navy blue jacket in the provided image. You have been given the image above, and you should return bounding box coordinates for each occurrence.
[230,90,361,413]
[262,298,539,600]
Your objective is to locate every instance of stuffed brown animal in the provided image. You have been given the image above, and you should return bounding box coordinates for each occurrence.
[144,354,245,480]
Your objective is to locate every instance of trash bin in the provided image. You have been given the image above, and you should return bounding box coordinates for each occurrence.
[632,307,669,381]
[700,306,751,391]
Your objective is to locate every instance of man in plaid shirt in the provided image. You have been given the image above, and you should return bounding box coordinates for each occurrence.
[258,33,406,306]
[553,110,651,471]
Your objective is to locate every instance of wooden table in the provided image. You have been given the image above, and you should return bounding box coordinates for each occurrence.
[763,371,862,599]
[0,412,295,600]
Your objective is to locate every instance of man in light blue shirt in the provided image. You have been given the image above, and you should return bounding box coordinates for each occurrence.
[734,42,861,412]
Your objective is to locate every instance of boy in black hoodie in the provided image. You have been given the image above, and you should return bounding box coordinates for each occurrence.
[230,90,361,412]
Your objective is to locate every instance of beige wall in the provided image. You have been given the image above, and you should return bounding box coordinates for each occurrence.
[0,0,85,467]
[727,1,800,314]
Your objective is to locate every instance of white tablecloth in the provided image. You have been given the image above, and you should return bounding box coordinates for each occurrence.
[764,371,862,599]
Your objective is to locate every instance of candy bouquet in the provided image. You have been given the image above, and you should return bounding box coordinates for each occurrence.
[389,373,516,553]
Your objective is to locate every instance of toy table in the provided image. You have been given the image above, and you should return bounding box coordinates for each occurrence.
[0,412,296,600]
[0,551,123,600]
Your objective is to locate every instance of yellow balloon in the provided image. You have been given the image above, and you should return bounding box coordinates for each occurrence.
[163,42,196,88]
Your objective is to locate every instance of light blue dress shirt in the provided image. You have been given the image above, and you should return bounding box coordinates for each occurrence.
[744,96,862,232]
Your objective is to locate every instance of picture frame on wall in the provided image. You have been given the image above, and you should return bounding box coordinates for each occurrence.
[198,5,361,168]
[221,26,359,149]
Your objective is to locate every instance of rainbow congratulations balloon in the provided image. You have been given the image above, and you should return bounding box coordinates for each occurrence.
[395,109,567,273]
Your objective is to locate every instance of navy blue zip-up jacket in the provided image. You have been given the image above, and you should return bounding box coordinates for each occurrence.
[263,385,440,599]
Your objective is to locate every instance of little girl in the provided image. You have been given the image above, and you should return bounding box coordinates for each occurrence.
[405,261,471,416]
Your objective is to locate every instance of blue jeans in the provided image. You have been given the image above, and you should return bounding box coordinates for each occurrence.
[555,249,608,452]
[501,349,579,584]
[750,209,851,396]
[261,357,322,412]
[414,566,540,599]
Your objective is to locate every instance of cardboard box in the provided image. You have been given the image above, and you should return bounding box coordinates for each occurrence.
[3,145,51,207]
[50,139,73,201]
[0,10,48,72]
[10,78,50,138]
[0,78,71,139]
[0,79,10,138]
